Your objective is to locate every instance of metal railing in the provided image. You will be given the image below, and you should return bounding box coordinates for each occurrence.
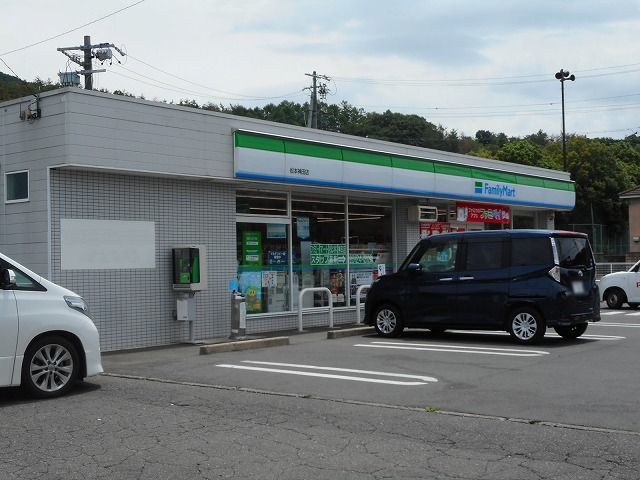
[298,287,333,332]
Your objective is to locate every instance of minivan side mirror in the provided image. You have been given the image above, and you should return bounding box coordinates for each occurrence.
[406,263,423,274]
[1,269,16,289]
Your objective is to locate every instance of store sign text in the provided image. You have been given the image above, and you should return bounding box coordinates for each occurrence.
[457,202,511,224]
[475,181,516,199]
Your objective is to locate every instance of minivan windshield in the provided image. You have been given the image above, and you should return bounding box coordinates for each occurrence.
[555,237,594,268]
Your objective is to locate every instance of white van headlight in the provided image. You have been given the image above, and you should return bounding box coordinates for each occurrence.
[64,295,90,316]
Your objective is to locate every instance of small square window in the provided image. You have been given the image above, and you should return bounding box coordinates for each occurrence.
[5,170,29,203]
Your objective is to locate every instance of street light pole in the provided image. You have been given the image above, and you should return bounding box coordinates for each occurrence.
[555,69,576,172]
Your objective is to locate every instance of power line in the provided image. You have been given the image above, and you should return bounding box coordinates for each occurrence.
[109,69,306,103]
[0,0,145,57]
[125,53,301,100]
[331,66,640,87]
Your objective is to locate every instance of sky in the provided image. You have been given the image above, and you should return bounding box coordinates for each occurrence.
[2,0,640,140]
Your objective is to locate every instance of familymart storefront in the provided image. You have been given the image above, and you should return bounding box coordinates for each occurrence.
[1,89,576,351]
[231,130,575,319]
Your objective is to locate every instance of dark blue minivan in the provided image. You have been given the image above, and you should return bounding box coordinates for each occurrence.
[364,230,600,344]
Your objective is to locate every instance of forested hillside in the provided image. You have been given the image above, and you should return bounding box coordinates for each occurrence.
[2,76,639,255]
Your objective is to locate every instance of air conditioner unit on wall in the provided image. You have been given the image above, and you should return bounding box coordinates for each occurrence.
[408,205,438,223]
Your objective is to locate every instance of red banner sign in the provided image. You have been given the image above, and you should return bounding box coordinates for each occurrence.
[456,202,510,224]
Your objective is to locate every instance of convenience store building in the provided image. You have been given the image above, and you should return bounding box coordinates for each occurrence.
[0,89,575,351]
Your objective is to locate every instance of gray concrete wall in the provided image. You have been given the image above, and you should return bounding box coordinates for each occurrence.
[50,169,236,351]
[0,95,68,274]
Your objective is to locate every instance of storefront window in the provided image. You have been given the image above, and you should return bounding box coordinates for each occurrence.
[348,200,392,305]
[236,222,290,314]
[292,195,346,309]
[236,191,395,314]
[236,190,287,216]
[236,190,290,314]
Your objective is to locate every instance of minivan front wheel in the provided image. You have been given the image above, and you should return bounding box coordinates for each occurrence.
[22,336,79,398]
[508,308,545,344]
[374,304,404,338]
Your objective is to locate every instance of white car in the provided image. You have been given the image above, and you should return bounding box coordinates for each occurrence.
[0,253,103,398]
[599,260,640,309]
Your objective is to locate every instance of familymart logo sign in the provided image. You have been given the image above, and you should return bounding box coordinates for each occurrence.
[474,181,517,199]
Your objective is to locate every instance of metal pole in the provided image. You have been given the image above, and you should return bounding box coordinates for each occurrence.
[561,79,567,172]
[83,36,92,90]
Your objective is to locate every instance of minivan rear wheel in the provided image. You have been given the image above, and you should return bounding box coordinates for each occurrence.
[508,307,546,344]
[604,288,625,309]
[374,304,404,338]
[554,323,588,340]
[21,336,79,398]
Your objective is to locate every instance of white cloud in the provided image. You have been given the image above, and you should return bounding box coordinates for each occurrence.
[2,0,640,138]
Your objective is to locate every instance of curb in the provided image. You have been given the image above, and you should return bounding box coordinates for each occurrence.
[199,336,289,355]
[327,326,374,339]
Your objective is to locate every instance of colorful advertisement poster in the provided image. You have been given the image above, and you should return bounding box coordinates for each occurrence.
[419,222,451,238]
[242,231,262,265]
[239,271,262,313]
[268,250,288,265]
[296,216,310,239]
[310,243,347,266]
[456,202,511,224]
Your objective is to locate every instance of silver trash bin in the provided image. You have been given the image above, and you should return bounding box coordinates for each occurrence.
[230,292,247,340]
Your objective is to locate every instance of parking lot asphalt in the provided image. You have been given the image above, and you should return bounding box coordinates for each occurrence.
[102,312,640,434]
[4,311,640,480]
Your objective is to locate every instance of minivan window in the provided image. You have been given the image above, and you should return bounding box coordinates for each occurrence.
[416,240,458,272]
[464,239,504,270]
[555,237,593,268]
[512,238,553,266]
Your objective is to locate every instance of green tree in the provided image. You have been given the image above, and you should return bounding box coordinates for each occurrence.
[496,140,543,167]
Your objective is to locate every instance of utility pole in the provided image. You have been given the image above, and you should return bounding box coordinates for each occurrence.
[554,69,576,172]
[58,36,125,90]
[304,71,330,129]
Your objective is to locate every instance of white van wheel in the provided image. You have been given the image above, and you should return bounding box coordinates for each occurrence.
[22,336,79,398]
[508,308,545,344]
[604,289,624,309]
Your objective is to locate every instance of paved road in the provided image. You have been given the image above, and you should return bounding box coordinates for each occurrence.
[1,308,638,479]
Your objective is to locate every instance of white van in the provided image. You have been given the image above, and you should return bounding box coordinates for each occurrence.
[0,253,103,398]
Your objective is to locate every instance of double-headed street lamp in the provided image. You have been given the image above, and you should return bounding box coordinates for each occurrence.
[555,69,576,172]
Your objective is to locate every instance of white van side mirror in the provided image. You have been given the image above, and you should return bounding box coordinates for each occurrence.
[1,269,16,288]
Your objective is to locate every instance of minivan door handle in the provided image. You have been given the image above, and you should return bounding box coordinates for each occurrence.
[459,276,475,281]
[439,277,454,282]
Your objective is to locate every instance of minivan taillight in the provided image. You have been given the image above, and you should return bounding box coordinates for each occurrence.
[548,266,561,283]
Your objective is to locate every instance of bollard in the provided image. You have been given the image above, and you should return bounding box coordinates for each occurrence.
[230,292,247,340]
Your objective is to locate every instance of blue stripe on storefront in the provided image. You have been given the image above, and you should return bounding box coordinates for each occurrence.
[235,172,574,210]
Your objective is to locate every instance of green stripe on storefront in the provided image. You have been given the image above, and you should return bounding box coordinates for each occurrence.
[516,175,545,188]
[473,169,517,183]
[284,140,343,160]
[544,178,575,191]
[434,163,472,177]
[391,156,434,172]
[234,131,574,192]
[235,132,285,152]
[342,149,391,167]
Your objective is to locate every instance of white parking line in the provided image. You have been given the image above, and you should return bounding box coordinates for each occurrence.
[355,342,549,357]
[547,333,625,340]
[600,311,620,316]
[444,329,624,340]
[215,361,437,385]
[624,312,640,316]
[596,322,640,328]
